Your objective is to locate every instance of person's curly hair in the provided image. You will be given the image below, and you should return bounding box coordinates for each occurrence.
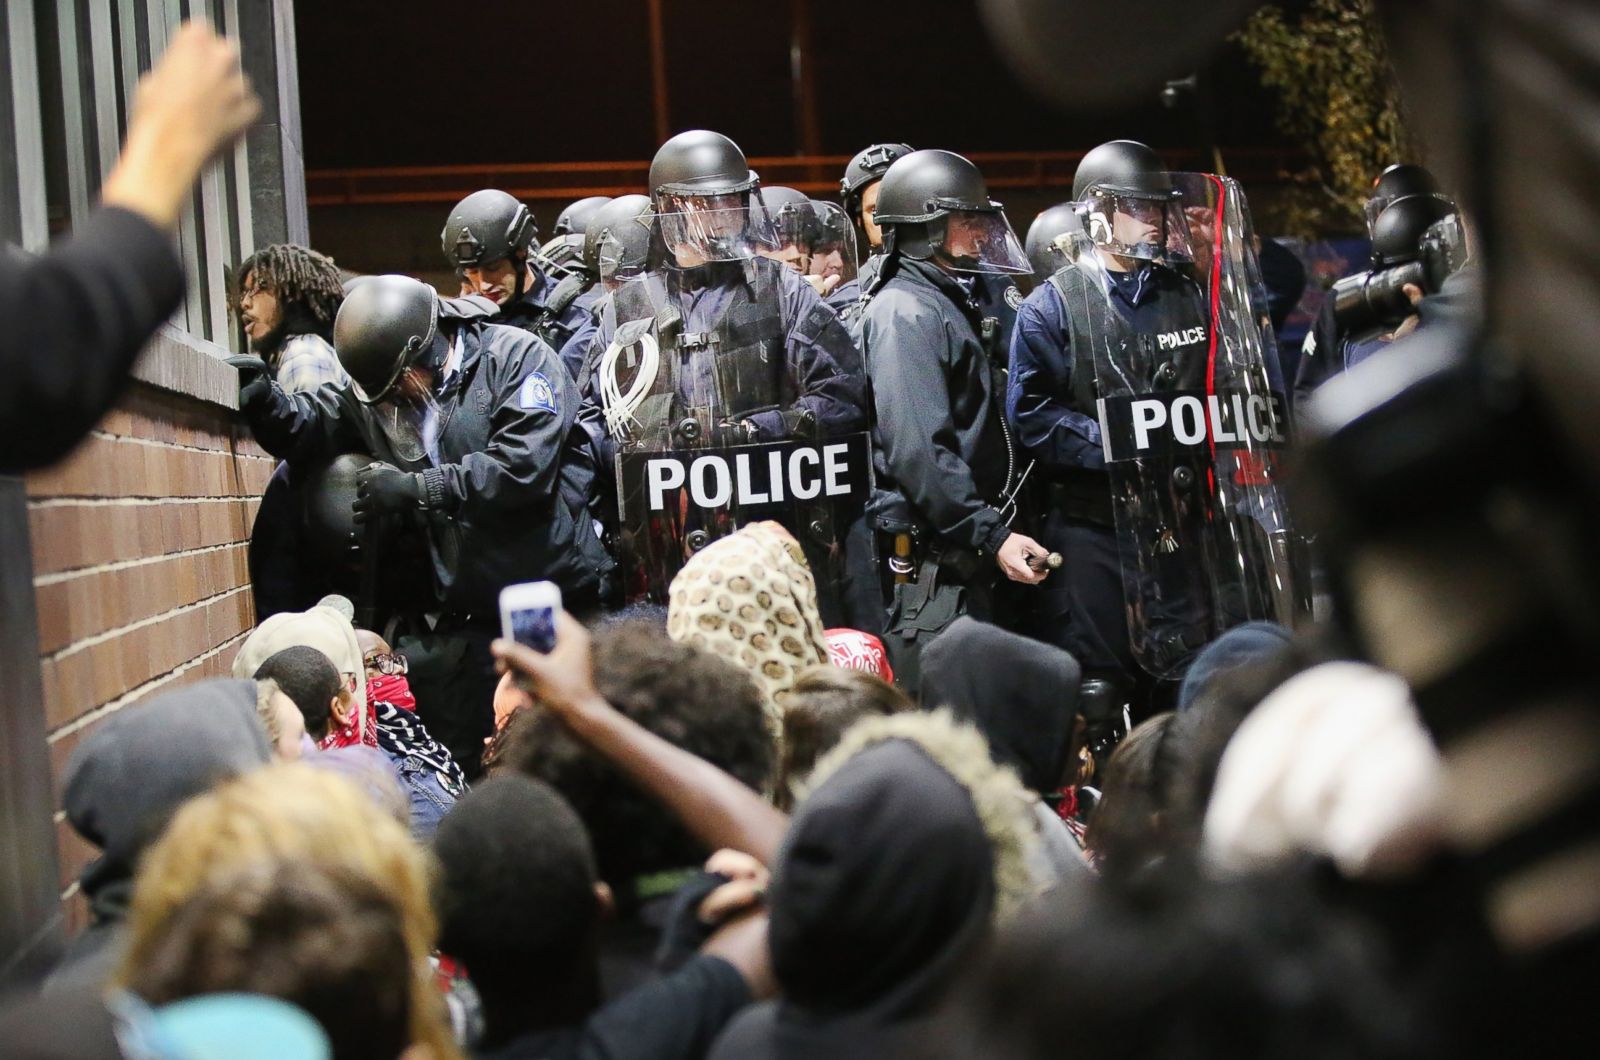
[230,243,344,338]
[500,620,772,904]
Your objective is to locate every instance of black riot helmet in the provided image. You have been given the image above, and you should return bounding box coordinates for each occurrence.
[648,129,759,202]
[1071,140,1174,201]
[1373,164,1439,205]
[541,196,614,276]
[1071,140,1189,263]
[648,130,778,264]
[332,275,438,404]
[583,193,654,285]
[873,149,1031,274]
[1370,193,1459,267]
[553,195,613,237]
[760,186,821,253]
[440,190,538,270]
[1365,164,1448,234]
[840,142,914,219]
[1024,202,1083,281]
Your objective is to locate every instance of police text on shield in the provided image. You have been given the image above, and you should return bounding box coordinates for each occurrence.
[1096,389,1289,463]
[618,434,873,515]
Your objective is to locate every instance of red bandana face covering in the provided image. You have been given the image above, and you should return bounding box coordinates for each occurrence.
[368,674,417,712]
[319,698,376,751]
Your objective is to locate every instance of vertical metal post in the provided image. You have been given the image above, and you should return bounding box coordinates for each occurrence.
[5,0,48,249]
[87,1,121,186]
[0,0,65,986]
[788,0,820,161]
[647,0,670,145]
[54,0,93,225]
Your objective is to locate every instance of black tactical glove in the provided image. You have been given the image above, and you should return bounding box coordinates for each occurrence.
[779,405,819,440]
[713,418,760,446]
[352,462,426,524]
[224,354,273,411]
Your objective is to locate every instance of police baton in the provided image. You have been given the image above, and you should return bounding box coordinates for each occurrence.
[1027,550,1064,573]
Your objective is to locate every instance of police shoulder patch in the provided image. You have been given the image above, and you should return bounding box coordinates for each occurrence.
[1004,285,1024,310]
[520,371,557,414]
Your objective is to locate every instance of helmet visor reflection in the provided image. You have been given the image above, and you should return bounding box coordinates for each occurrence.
[936,210,1032,274]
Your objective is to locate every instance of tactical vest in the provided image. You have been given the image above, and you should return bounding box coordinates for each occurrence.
[526,272,589,351]
[610,263,788,449]
[1047,263,1211,414]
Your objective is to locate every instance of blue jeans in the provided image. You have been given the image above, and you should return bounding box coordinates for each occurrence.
[396,755,458,840]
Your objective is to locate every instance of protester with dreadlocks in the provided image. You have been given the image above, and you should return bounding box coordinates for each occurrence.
[231,245,352,621]
[231,243,347,394]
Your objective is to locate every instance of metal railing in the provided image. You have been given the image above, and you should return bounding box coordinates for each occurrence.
[305,148,1307,206]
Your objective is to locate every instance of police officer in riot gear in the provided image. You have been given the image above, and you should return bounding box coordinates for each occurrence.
[1008,140,1211,717]
[441,189,593,380]
[841,142,913,253]
[1010,139,1300,724]
[759,185,863,317]
[840,143,913,302]
[1295,189,1460,405]
[563,194,655,402]
[540,195,613,277]
[859,148,1050,689]
[232,274,612,774]
[582,193,654,292]
[1024,202,1082,283]
[585,130,869,621]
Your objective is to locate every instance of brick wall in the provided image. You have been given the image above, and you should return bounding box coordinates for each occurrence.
[24,382,273,932]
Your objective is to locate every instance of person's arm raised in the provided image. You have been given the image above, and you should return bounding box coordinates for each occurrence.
[492,612,789,865]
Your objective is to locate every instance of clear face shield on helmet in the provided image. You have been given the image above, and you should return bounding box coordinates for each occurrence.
[930,208,1032,275]
[807,203,860,286]
[759,200,860,291]
[362,364,444,467]
[597,230,649,291]
[653,190,781,267]
[763,201,821,273]
[1080,187,1194,264]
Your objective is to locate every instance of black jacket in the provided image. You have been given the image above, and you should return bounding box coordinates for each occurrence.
[1,207,185,471]
[858,257,1014,557]
[244,319,612,613]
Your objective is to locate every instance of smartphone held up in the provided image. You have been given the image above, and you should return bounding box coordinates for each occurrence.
[499,581,561,654]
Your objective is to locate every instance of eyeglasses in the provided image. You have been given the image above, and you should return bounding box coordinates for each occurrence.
[364,652,409,676]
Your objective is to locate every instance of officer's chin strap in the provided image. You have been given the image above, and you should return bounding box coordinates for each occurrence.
[511,252,532,302]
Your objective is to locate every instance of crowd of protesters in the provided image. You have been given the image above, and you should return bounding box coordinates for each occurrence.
[3,512,1492,1058]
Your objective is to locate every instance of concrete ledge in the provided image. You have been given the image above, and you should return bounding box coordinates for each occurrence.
[130,323,240,411]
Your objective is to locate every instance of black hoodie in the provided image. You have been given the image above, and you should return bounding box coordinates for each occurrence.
[53,678,272,986]
[922,616,1082,795]
[709,739,996,1059]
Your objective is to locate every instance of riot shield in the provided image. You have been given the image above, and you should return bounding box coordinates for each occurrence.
[1066,172,1303,678]
[597,260,873,612]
